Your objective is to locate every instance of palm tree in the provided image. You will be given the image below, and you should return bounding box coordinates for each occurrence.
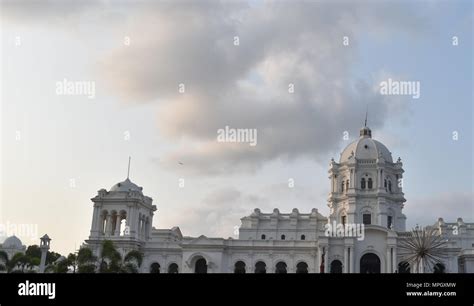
[77,247,96,273]
[121,250,143,273]
[398,227,447,273]
[99,240,122,273]
[98,240,143,273]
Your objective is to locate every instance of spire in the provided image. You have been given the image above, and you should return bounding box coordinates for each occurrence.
[364,105,368,127]
[360,106,372,138]
[127,156,131,179]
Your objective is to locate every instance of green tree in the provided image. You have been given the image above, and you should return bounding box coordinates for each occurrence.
[67,253,78,273]
[0,250,9,272]
[77,247,96,273]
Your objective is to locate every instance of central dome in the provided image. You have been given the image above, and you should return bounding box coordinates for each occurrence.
[110,178,143,193]
[340,126,393,163]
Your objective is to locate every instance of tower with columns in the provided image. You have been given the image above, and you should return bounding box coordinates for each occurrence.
[39,234,51,273]
[327,125,406,231]
[86,177,157,252]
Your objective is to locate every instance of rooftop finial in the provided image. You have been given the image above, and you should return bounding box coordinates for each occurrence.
[364,105,368,127]
[127,156,131,179]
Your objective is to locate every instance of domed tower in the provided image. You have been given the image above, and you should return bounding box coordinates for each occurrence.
[87,176,157,250]
[328,125,406,231]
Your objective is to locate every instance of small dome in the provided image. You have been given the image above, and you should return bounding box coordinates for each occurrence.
[110,178,143,193]
[2,235,23,249]
[340,127,392,163]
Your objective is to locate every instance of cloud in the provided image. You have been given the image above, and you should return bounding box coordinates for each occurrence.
[3,1,428,175]
[99,1,428,175]
[405,192,473,228]
[164,187,269,238]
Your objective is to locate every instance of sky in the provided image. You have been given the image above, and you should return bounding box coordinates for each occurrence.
[0,0,472,255]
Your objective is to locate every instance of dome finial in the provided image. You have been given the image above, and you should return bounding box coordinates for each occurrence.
[364,105,368,127]
[127,156,131,179]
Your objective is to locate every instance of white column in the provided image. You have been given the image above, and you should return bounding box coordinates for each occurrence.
[344,247,348,273]
[114,215,121,236]
[105,214,112,236]
[386,248,391,273]
[392,248,397,273]
[324,246,329,273]
[350,247,354,273]
[90,205,100,237]
[316,247,321,273]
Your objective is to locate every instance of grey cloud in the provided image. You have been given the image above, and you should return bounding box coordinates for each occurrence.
[405,192,473,228]
[3,1,429,175]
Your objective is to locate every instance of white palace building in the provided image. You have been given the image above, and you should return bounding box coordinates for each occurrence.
[84,125,474,273]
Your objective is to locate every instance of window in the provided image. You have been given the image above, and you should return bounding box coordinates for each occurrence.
[255,261,266,274]
[387,216,393,229]
[341,181,344,192]
[346,180,349,191]
[384,179,387,190]
[363,214,371,225]
[361,178,366,189]
[168,263,179,274]
[150,263,161,274]
[234,261,246,274]
[341,215,347,226]
[261,234,266,240]
[330,260,343,273]
[300,234,306,240]
[433,263,446,274]
[281,235,286,240]
[195,258,207,274]
[275,262,287,274]
[388,181,392,192]
[296,262,308,273]
[368,178,373,189]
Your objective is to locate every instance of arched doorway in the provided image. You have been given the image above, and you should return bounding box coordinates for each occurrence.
[330,260,343,273]
[168,263,179,274]
[150,262,161,273]
[255,261,266,274]
[296,262,308,273]
[195,258,207,274]
[275,262,287,274]
[398,261,410,274]
[360,253,381,273]
[234,261,246,273]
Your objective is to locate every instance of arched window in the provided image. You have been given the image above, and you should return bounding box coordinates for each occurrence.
[296,262,308,273]
[341,181,344,192]
[194,258,207,274]
[275,262,287,274]
[330,260,343,273]
[261,234,266,240]
[234,261,246,274]
[150,262,160,274]
[168,263,179,274]
[388,180,392,192]
[300,234,306,240]
[255,261,266,274]
[398,261,410,274]
[281,235,286,240]
[384,179,387,190]
[363,213,371,225]
[346,180,349,191]
[361,178,366,189]
[341,215,347,226]
[368,178,373,189]
[433,263,446,273]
